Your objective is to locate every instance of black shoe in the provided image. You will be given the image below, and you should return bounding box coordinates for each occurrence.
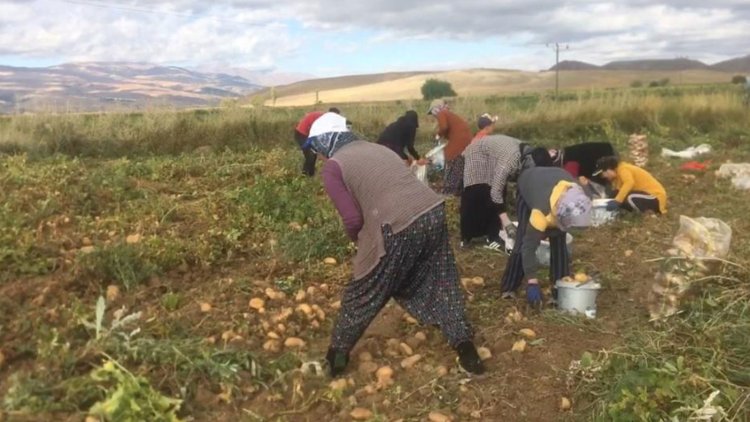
[455,341,485,375]
[326,348,349,378]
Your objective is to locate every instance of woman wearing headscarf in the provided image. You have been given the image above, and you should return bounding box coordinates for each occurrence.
[500,167,593,306]
[293,107,341,176]
[427,99,472,196]
[461,134,557,252]
[303,112,485,377]
[377,110,427,164]
[472,113,498,143]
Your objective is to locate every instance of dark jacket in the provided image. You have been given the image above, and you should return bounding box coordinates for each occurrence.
[377,111,420,160]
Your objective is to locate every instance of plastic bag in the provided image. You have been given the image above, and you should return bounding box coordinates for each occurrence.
[411,163,428,184]
[716,163,750,178]
[661,144,712,159]
[716,163,750,190]
[425,143,446,171]
[672,216,732,260]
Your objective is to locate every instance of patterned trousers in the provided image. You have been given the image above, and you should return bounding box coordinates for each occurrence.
[500,195,570,294]
[331,205,473,352]
[443,155,465,196]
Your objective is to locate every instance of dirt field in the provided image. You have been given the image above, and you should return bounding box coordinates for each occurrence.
[1,133,748,421]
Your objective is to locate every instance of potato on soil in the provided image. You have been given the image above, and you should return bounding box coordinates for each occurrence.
[323,257,338,265]
[249,298,265,310]
[511,339,527,353]
[350,408,373,420]
[400,354,422,369]
[106,285,120,302]
[284,337,306,348]
[429,411,452,422]
[199,302,212,313]
[477,347,492,360]
[519,328,537,339]
[560,397,572,411]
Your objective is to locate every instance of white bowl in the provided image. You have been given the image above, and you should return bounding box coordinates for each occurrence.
[591,199,618,227]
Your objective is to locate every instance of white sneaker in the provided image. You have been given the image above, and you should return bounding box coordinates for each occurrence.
[484,240,508,254]
[501,291,516,299]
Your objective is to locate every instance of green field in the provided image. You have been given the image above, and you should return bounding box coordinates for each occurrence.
[1,86,750,421]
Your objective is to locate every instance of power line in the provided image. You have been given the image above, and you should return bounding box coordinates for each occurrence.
[547,42,569,99]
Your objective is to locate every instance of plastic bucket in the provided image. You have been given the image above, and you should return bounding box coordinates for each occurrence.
[537,234,574,266]
[556,279,601,315]
[591,199,618,227]
[501,222,573,266]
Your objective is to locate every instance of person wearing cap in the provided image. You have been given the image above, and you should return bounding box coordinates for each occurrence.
[594,156,667,214]
[302,112,485,378]
[293,107,341,176]
[472,113,498,143]
[377,110,427,164]
[427,99,472,196]
[500,167,593,305]
[549,142,617,181]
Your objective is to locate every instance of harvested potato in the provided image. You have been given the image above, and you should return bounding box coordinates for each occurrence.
[471,276,485,286]
[106,285,120,302]
[519,328,537,339]
[323,257,337,265]
[358,361,378,374]
[249,298,265,310]
[625,249,634,257]
[477,347,492,361]
[263,340,281,352]
[574,273,589,283]
[331,300,342,310]
[399,342,414,356]
[560,397,572,411]
[429,411,452,422]
[284,337,306,348]
[125,233,142,244]
[414,331,427,342]
[511,339,527,353]
[400,354,422,369]
[376,366,394,388]
[199,302,212,313]
[296,303,313,317]
[329,378,348,391]
[436,365,449,377]
[267,332,280,340]
[350,408,373,420]
[359,351,373,362]
[295,290,306,302]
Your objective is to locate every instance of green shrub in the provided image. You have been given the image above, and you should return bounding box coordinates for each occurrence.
[421,79,457,101]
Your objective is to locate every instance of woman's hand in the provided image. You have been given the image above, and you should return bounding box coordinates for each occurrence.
[416,158,430,166]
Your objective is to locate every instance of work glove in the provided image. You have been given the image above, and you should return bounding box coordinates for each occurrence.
[526,282,542,308]
[605,200,620,211]
[504,223,518,241]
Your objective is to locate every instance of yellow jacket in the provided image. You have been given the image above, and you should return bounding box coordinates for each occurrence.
[613,162,667,213]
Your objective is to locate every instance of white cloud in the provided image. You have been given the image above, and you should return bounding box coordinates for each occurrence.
[0,0,748,73]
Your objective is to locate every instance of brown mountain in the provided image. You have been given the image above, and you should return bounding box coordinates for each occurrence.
[711,55,750,73]
[549,60,601,71]
[601,58,709,71]
[0,62,262,114]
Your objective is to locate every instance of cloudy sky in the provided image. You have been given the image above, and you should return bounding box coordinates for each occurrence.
[1,0,748,76]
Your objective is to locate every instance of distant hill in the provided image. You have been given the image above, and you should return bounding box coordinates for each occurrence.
[550,57,750,72]
[549,60,601,71]
[602,58,709,71]
[711,55,750,73]
[257,68,735,107]
[254,71,432,102]
[0,62,262,113]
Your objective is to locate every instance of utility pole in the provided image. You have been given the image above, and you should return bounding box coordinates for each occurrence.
[547,42,569,99]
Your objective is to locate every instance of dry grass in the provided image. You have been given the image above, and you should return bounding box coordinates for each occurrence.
[262,69,737,106]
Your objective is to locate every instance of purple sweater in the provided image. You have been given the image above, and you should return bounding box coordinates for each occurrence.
[322,160,363,240]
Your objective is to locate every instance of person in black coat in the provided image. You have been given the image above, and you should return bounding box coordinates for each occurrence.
[377,110,427,164]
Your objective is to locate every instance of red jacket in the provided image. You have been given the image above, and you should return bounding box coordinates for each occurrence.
[295,112,324,136]
[437,110,472,160]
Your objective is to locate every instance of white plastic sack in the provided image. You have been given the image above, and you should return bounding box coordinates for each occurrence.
[411,163,428,184]
[425,143,446,171]
[716,163,750,178]
[673,216,732,260]
[716,163,750,190]
[661,144,712,159]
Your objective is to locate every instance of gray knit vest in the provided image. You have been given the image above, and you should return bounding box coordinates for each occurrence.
[332,141,443,280]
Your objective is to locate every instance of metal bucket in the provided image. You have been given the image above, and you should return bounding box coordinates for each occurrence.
[555,278,601,316]
[591,199,618,227]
